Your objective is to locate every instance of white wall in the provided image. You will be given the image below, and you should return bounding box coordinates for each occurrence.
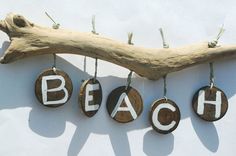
[0,0,236,155]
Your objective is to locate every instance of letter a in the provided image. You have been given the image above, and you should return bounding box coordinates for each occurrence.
[197,90,222,118]
[111,93,137,119]
[41,75,69,105]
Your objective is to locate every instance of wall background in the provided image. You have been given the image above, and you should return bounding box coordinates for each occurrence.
[1,0,236,155]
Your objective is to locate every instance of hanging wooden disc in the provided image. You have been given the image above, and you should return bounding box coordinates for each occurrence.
[106,86,143,123]
[150,98,180,134]
[79,78,102,117]
[35,68,73,107]
[192,86,228,122]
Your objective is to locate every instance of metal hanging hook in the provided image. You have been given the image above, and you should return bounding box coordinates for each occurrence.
[45,12,60,72]
[159,28,169,100]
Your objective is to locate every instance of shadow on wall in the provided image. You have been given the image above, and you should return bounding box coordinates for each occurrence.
[143,130,174,156]
[190,115,219,152]
[2,41,236,155]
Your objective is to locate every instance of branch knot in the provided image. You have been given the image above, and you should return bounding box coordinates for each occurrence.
[13,15,27,27]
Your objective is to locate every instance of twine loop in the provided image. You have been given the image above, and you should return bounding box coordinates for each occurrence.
[128,32,134,45]
[91,15,99,35]
[93,58,98,82]
[91,15,99,82]
[45,12,60,71]
[45,12,60,29]
[159,28,169,100]
[208,26,225,48]
[125,32,134,90]
[159,28,169,49]
[125,71,133,90]
[208,26,225,88]
[209,62,214,88]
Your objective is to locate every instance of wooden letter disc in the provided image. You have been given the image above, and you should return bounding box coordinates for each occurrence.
[35,68,73,107]
[79,78,102,117]
[150,99,181,134]
[192,86,228,122]
[106,86,143,123]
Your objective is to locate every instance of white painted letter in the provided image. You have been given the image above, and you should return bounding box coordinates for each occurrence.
[85,83,100,112]
[152,103,176,131]
[197,90,222,118]
[111,93,137,119]
[41,75,69,105]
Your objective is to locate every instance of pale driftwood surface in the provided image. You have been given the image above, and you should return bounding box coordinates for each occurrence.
[1,13,236,80]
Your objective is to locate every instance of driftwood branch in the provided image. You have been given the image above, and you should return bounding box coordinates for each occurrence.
[1,13,236,80]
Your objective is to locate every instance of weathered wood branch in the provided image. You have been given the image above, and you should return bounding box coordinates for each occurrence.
[1,13,236,80]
